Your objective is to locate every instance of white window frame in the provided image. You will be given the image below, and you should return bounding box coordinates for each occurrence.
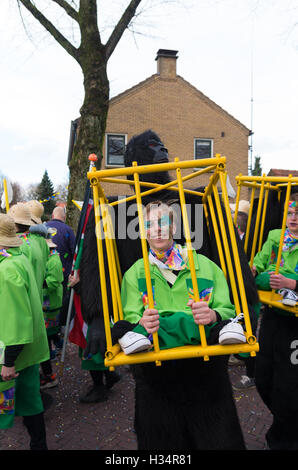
[194,138,213,162]
[105,133,127,167]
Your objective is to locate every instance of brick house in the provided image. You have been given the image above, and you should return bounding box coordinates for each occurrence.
[68,49,251,197]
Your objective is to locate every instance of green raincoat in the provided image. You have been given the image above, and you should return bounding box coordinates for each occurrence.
[18,232,49,302]
[121,250,236,348]
[43,249,63,336]
[254,229,298,291]
[0,247,49,394]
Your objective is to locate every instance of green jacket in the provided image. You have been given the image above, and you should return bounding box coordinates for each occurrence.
[43,249,63,313]
[121,250,236,324]
[0,248,49,380]
[18,232,49,302]
[253,229,298,290]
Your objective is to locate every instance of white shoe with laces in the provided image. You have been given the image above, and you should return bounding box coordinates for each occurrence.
[118,331,152,355]
[219,313,246,345]
[278,288,298,307]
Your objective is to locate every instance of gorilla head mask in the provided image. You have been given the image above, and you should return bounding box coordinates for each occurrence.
[124,130,171,185]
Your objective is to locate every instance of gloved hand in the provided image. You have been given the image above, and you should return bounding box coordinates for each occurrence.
[83,316,106,359]
[29,224,48,238]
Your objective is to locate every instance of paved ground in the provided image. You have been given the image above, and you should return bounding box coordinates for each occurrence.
[0,343,272,451]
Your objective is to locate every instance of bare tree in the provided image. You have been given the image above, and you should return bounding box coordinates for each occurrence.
[17,0,143,227]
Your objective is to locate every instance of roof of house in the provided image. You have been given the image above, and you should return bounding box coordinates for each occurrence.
[268,168,298,177]
[109,73,251,135]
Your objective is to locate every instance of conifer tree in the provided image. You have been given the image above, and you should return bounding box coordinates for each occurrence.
[252,156,262,176]
[36,170,55,220]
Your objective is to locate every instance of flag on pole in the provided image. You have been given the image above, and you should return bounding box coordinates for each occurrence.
[67,182,93,349]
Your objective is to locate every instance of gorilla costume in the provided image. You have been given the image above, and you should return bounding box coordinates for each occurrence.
[79,130,259,450]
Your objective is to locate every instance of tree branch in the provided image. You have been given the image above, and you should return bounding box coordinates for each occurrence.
[52,0,79,22]
[17,0,79,61]
[105,0,143,60]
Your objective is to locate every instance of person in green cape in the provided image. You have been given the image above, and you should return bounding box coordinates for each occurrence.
[40,232,64,389]
[251,195,298,450]
[0,214,49,450]
[112,200,246,354]
[8,202,49,302]
[68,273,121,403]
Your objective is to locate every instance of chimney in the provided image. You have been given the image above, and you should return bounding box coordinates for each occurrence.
[155,49,178,79]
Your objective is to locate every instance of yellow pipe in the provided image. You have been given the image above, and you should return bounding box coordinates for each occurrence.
[91,177,113,353]
[258,184,270,252]
[88,157,225,180]
[219,171,254,341]
[203,200,210,236]
[3,178,10,213]
[274,178,293,279]
[101,165,216,189]
[99,196,120,322]
[108,178,205,207]
[234,180,279,191]
[104,342,259,367]
[213,184,241,314]
[207,194,227,278]
[107,216,123,317]
[249,176,265,267]
[202,170,220,204]
[175,159,208,357]
[233,176,242,224]
[133,163,161,365]
[236,175,298,183]
[244,185,256,254]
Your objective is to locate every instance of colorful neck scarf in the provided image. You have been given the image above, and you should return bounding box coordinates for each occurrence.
[149,242,186,270]
[283,228,298,252]
[0,249,12,259]
[18,231,30,245]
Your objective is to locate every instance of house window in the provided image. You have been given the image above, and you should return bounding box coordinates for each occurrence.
[106,134,126,166]
[194,138,213,160]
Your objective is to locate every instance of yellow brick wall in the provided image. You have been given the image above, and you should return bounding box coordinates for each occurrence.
[99,73,249,201]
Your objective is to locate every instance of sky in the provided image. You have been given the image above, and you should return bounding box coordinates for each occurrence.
[0,0,298,194]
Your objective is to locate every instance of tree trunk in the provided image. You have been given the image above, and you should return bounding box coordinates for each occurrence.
[67,52,109,229]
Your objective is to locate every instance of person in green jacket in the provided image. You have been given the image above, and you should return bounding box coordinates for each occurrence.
[252,196,298,450]
[26,200,50,278]
[40,235,63,389]
[8,202,49,302]
[113,200,246,354]
[0,214,49,450]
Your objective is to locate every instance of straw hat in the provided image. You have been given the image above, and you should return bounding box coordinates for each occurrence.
[8,203,32,226]
[229,200,250,215]
[26,200,44,224]
[46,238,57,248]
[0,214,23,247]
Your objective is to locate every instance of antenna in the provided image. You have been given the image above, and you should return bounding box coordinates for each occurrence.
[249,17,254,175]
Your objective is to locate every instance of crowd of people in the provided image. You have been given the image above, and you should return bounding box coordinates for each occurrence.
[0,191,298,450]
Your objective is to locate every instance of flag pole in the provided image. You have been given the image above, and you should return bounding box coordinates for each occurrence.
[59,154,98,376]
[3,179,10,213]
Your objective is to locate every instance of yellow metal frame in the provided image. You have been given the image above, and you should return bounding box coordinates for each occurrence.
[234,174,298,317]
[87,156,259,368]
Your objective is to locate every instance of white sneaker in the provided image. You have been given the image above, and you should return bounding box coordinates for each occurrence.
[118,331,152,355]
[278,288,298,307]
[219,313,246,345]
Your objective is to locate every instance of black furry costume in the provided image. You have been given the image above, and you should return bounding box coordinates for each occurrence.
[79,130,259,449]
